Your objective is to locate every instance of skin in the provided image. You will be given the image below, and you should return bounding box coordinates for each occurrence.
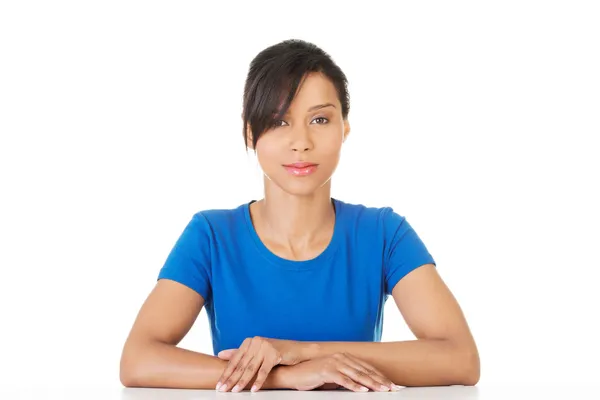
[246,71,350,262]
[119,72,480,392]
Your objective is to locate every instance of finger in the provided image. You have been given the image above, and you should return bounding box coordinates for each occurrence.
[232,352,264,392]
[349,355,400,391]
[343,354,394,391]
[343,353,387,377]
[336,361,387,392]
[251,355,278,392]
[221,351,255,392]
[221,338,263,392]
[216,340,251,391]
[346,354,394,385]
[217,349,237,360]
[217,356,244,391]
[330,371,369,392]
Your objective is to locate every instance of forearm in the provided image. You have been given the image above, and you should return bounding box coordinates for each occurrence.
[120,340,289,390]
[301,339,480,387]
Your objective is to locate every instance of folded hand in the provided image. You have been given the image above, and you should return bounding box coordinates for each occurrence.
[216,336,302,392]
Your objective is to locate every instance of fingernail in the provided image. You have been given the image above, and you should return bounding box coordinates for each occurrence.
[219,384,227,392]
[251,385,258,392]
[360,386,368,391]
[380,385,390,391]
[215,382,221,390]
[232,385,240,392]
[393,384,402,390]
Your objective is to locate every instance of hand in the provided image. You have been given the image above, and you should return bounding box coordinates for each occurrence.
[285,352,401,392]
[215,336,303,392]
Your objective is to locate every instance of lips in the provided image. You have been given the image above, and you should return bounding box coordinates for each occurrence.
[282,162,319,176]
[283,162,318,168]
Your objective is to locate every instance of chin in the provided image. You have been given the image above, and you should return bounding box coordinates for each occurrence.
[272,176,332,197]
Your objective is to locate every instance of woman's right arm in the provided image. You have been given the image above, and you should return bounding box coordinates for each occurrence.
[119,278,220,388]
[119,279,288,389]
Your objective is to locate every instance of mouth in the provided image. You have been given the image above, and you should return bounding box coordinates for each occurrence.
[282,162,319,176]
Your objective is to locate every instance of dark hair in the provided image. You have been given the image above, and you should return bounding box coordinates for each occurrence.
[242,39,350,150]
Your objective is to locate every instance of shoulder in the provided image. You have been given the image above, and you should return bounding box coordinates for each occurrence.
[336,198,405,231]
[186,202,248,237]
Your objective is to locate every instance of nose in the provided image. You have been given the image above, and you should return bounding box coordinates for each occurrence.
[290,125,313,152]
[293,145,311,152]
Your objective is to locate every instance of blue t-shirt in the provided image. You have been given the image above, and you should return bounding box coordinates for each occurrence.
[157,198,436,355]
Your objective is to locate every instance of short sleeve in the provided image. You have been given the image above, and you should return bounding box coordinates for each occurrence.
[157,213,212,303]
[382,208,436,295]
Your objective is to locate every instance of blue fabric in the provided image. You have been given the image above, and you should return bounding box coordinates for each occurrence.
[157,198,436,355]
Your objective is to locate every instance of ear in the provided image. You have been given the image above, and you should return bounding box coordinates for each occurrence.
[342,119,351,142]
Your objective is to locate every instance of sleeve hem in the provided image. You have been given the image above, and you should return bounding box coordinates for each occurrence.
[386,259,436,295]
[157,269,211,303]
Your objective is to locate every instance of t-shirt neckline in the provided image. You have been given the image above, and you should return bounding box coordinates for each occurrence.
[242,198,342,270]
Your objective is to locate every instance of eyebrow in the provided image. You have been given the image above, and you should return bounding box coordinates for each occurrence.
[272,103,336,117]
[307,103,336,112]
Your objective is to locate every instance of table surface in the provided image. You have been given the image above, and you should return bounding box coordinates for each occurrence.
[0,385,595,399]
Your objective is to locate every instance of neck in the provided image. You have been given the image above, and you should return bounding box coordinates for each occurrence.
[254,178,335,245]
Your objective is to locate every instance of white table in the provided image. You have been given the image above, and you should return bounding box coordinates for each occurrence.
[0,385,595,399]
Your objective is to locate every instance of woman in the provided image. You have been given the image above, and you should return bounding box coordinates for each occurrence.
[119,39,480,393]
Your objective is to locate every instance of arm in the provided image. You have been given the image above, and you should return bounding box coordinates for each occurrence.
[297,264,480,387]
[119,279,290,389]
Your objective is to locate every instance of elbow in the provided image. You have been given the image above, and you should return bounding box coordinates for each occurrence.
[120,355,139,387]
[457,344,480,386]
[120,362,141,388]
[119,344,147,388]
[120,369,137,388]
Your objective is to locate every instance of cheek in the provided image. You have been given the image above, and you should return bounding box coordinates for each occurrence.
[255,141,282,166]
[319,134,343,156]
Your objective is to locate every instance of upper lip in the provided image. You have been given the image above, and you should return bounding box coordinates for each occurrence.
[283,162,318,168]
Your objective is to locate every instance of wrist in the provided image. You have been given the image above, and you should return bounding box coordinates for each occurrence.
[298,341,321,362]
[262,365,294,390]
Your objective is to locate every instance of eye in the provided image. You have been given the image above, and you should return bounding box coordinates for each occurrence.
[272,119,288,128]
[312,117,329,125]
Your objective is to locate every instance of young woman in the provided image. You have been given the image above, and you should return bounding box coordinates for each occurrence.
[119,39,480,393]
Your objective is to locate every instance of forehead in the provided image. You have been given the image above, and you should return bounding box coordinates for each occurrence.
[278,72,339,113]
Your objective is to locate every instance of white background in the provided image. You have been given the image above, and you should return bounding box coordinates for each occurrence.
[1,0,599,389]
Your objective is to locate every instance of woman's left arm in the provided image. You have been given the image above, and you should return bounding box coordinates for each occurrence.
[297,263,480,387]
[217,264,480,390]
